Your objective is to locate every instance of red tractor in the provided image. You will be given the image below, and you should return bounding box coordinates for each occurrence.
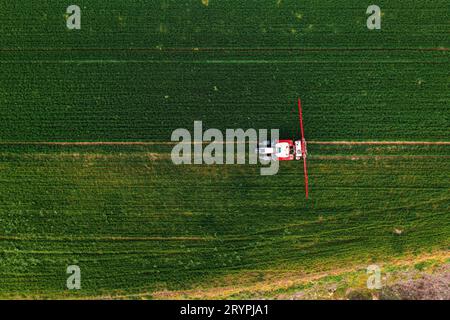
[256,98,309,198]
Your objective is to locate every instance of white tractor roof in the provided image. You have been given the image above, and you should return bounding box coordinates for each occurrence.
[274,142,291,158]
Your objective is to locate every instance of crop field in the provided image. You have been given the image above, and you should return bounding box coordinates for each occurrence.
[0,1,449,299]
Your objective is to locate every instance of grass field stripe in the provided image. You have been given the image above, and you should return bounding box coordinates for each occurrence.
[308,141,450,145]
[0,47,448,52]
[0,141,448,145]
[3,60,447,65]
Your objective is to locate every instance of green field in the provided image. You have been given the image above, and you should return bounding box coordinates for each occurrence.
[0,1,448,298]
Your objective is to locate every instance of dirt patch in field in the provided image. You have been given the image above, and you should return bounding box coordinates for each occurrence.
[379,264,450,300]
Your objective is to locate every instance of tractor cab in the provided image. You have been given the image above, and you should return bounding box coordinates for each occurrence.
[257,139,306,161]
[274,140,294,161]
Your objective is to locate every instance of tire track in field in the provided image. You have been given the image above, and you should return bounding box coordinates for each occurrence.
[311,155,450,160]
[0,141,449,146]
[0,235,212,242]
[309,141,450,145]
[0,47,448,52]
[0,141,448,161]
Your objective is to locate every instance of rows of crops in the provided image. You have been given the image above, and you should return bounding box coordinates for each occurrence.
[1,1,448,49]
[0,1,448,142]
[0,1,448,298]
[0,50,448,142]
[0,144,448,297]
